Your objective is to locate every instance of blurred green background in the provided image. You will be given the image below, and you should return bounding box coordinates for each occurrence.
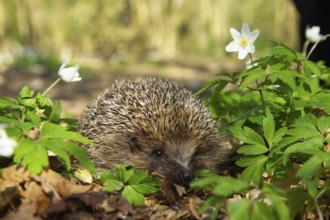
[0,0,300,114]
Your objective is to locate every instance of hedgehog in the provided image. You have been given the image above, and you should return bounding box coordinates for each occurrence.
[79,78,228,185]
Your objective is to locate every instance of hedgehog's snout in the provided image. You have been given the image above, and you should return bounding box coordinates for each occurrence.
[178,169,193,183]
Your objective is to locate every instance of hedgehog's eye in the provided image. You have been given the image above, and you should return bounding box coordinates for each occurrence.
[152,149,164,157]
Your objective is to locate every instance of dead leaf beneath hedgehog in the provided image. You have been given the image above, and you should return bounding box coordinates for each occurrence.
[0,165,93,219]
[44,191,134,219]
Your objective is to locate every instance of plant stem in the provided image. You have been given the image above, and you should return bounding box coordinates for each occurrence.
[302,40,309,58]
[249,53,266,115]
[42,78,61,96]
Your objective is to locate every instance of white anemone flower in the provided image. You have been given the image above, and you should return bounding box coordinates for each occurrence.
[305,26,326,43]
[58,59,81,82]
[225,23,260,60]
[0,126,17,157]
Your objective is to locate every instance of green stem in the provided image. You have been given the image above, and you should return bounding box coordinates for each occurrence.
[249,53,266,115]
[42,78,61,96]
[302,40,309,58]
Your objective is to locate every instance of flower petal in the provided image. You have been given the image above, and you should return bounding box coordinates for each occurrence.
[246,44,255,53]
[241,23,250,36]
[238,49,248,60]
[249,29,260,43]
[59,59,69,71]
[230,28,241,40]
[225,41,240,52]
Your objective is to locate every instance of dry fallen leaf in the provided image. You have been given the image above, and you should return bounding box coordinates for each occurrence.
[0,165,93,219]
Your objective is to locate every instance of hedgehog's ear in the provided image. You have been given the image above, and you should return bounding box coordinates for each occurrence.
[129,136,142,153]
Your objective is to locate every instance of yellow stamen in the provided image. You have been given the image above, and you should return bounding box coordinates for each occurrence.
[240,38,248,48]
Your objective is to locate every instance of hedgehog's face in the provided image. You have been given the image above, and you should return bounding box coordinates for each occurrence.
[129,136,218,185]
[148,147,194,185]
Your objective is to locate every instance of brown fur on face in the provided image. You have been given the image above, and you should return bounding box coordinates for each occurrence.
[79,78,228,185]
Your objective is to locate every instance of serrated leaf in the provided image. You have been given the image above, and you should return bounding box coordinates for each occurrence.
[195,79,222,95]
[25,111,41,127]
[18,86,34,99]
[14,138,48,174]
[252,201,276,220]
[199,196,219,215]
[230,126,266,147]
[116,164,134,183]
[36,138,95,173]
[303,60,321,76]
[284,138,323,154]
[306,91,330,113]
[73,150,96,175]
[39,139,71,170]
[128,170,149,185]
[100,171,119,182]
[296,155,322,179]
[317,116,330,133]
[122,185,145,205]
[238,155,268,184]
[0,97,18,108]
[103,179,124,192]
[240,69,266,89]
[227,199,250,220]
[41,122,94,145]
[36,93,50,108]
[18,98,37,109]
[262,184,290,220]
[263,111,275,148]
[237,144,268,155]
[131,183,158,194]
[213,176,249,197]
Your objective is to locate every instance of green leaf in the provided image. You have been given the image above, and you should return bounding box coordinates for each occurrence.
[303,60,321,76]
[230,126,266,146]
[41,122,94,145]
[195,79,223,95]
[262,184,290,220]
[227,199,250,220]
[237,155,268,184]
[212,176,249,197]
[49,102,62,123]
[115,164,134,183]
[103,179,124,192]
[306,91,330,113]
[263,109,275,148]
[36,93,51,108]
[122,185,145,206]
[18,86,34,99]
[37,139,95,174]
[128,170,149,185]
[18,98,37,109]
[252,201,276,220]
[131,183,158,194]
[317,116,330,133]
[14,138,48,174]
[72,149,96,175]
[38,139,71,170]
[237,144,268,155]
[0,97,18,108]
[296,155,323,179]
[240,69,266,89]
[286,187,310,219]
[25,111,41,127]
[284,138,323,154]
[100,171,119,182]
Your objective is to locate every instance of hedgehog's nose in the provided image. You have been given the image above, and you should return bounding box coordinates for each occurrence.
[178,169,193,183]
